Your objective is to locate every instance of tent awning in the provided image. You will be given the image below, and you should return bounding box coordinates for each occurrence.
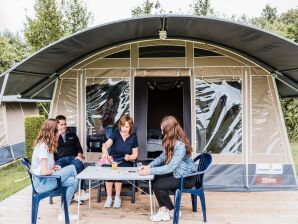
[1,15,298,99]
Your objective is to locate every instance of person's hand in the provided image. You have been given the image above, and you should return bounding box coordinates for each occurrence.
[101,153,108,159]
[124,154,130,161]
[75,156,83,162]
[138,165,151,176]
[53,165,61,171]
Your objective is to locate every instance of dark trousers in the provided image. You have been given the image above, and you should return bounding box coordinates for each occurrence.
[152,173,196,210]
[56,156,85,190]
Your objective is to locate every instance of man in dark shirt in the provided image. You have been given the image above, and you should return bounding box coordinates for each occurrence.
[55,115,89,201]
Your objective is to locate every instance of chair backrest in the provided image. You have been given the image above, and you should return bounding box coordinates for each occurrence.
[21,158,37,193]
[194,153,212,188]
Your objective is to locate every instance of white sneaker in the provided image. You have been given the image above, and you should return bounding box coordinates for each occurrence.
[150,210,170,222]
[168,209,182,218]
[58,211,78,222]
[113,197,121,208]
[104,196,113,208]
[79,190,90,201]
[72,193,84,204]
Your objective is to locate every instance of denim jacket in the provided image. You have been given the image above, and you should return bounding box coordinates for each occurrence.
[149,140,196,178]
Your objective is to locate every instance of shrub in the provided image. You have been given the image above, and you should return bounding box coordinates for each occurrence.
[25,115,45,161]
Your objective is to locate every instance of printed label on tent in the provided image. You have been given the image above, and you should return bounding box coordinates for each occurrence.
[255,164,283,174]
[256,176,283,185]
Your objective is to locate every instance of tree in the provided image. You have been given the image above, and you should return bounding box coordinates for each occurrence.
[131,0,164,17]
[0,31,29,74]
[24,0,65,52]
[24,0,93,52]
[190,0,214,16]
[261,4,277,24]
[62,0,93,35]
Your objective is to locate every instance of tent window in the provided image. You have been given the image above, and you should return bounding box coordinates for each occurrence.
[139,45,185,58]
[86,78,130,152]
[104,50,130,58]
[194,48,223,57]
[195,78,242,154]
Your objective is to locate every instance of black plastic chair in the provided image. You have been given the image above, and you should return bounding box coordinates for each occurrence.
[173,153,212,224]
[21,158,70,224]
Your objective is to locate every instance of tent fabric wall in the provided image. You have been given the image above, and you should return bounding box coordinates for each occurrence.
[0,102,38,165]
[0,104,8,147]
[48,39,297,191]
[6,103,25,145]
[52,79,78,126]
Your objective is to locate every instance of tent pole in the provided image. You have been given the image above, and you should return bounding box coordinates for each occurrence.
[272,72,298,93]
[244,69,250,189]
[0,72,10,104]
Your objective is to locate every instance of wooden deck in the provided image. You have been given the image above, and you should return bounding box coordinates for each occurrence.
[0,186,298,224]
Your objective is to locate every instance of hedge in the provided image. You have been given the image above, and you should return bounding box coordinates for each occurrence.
[25,115,46,161]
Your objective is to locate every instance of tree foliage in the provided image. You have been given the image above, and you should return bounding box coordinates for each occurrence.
[190,0,214,16]
[131,0,164,17]
[24,0,92,52]
[0,31,29,74]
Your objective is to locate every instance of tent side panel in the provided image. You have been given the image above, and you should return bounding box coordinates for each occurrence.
[0,104,8,147]
[5,103,24,145]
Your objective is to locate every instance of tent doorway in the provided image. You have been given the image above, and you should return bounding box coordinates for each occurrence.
[134,76,191,160]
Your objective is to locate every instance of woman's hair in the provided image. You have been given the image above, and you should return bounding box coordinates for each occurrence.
[34,119,58,153]
[161,116,192,164]
[118,115,134,135]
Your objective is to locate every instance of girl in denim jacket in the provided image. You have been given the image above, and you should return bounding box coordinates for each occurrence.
[139,116,196,222]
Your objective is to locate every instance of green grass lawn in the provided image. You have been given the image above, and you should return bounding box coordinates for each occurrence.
[0,160,30,202]
[290,142,298,175]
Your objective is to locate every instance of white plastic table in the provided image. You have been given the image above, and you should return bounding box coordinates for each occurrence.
[75,166,155,223]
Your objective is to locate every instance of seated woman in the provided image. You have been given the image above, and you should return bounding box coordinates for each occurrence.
[30,119,78,222]
[101,115,138,208]
[139,116,196,222]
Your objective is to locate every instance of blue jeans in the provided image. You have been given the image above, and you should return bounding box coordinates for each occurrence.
[55,156,85,190]
[33,165,78,207]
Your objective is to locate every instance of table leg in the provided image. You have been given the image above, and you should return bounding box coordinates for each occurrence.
[89,179,91,211]
[77,179,81,224]
[149,180,153,217]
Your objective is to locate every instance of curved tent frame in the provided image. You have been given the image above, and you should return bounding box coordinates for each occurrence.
[1,15,298,101]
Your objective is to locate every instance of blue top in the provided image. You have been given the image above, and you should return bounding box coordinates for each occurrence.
[149,140,196,178]
[109,130,138,162]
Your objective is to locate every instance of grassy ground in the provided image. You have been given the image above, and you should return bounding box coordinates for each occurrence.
[290,142,298,175]
[0,160,30,202]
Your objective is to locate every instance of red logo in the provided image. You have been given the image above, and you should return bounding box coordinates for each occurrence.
[256,176,283,185]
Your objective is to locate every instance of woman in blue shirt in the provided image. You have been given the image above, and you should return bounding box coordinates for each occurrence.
[101,115,138,208]
[139,116,196,222]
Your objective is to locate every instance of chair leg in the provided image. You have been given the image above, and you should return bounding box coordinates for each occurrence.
[62,188,70,224]
[31,197,39,224]
[173,189,182,224]
[49,196,53,204]
[97,181,103,203]
[198,191,207,223]
[131,180,136,203]
[191,194,198,212]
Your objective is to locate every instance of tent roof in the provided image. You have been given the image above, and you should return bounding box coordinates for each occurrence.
[1,15,298,100]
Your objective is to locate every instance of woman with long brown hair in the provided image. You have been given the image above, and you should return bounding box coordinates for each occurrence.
[139,116,196,222]
[31,119,78,222]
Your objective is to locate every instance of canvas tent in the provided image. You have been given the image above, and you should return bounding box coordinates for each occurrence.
[0,15,297,191]
[0,102,39,165]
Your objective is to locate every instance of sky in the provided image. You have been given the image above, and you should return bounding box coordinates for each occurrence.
[0,0,297,34]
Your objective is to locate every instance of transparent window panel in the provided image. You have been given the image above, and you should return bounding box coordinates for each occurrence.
[251,76,285,155]
[86,78,130,152]
[55,79,78,126]
[195,77,242,154]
